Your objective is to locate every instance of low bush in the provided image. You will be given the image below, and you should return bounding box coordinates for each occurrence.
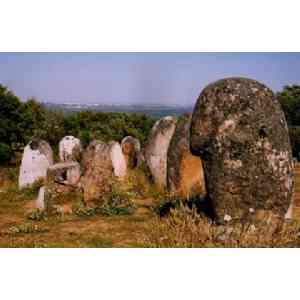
[100,182,136,216]
[0,143,13,165]
[141,205,300,247]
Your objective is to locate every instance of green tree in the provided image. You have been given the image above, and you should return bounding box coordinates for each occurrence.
[278,85,300,126]
[278,85,300,158]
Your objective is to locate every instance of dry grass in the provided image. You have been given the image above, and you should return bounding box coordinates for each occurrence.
[1,165,300,248]
[140,205,300,248]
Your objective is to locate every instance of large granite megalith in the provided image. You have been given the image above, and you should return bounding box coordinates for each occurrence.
[145,116,177,188]
[167,114,206,199]
[190,77,294,221]
[81,140,113,204]
[19,139,53,189]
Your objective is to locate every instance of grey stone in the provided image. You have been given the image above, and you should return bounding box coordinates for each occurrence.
[190,77,294,220]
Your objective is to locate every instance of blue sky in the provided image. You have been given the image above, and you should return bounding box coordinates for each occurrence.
[0,53,299,106]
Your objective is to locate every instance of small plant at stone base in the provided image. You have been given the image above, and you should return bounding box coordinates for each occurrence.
[3,223,49,235]
[7,167,18,182]
[124,168,151,197]
[151,193,183,217]
[141,205,300,248]
[100,182,136,216]
[74,200,98,218]
[26,209,48,221]
[20,179,44,200]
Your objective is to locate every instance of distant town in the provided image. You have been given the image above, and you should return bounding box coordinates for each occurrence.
[43,102,193,118]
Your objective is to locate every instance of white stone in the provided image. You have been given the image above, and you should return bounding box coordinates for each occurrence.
[224,214,232,222]
[59,136,82,162]
[19,140,53,189]
[145,116,177,188]
[109,141,127,179]
[36,186,45,210]
[285,201,293,219]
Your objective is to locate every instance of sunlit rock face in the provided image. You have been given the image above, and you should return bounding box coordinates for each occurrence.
[108,141,127,179]
[145,116,177,188]
[19,139,53,189]
[81,140,113,204]
[167,114,206,199]
[190,77,294,221]
[121,136,141,169]
[36,186,45,210]
[59,136,82,162]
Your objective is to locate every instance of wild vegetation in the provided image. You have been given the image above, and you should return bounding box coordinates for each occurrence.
[0,84,155,164]
[1,83,300,247]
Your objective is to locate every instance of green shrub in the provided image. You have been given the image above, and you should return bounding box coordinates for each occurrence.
[100,183,136,216]
[0,143,12,165]
[20,179,44,200]
[4,223,49,235]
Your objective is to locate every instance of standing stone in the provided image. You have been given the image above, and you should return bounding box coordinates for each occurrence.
[145,116,177,188]
[19,139,53,189]
[81,140,113,204]
[36,186,45,210]
[167,114,206,199]
[108,141,127,179]
[59,136,82,162]
[121,136,141,169]
[44,162,81,212]
[190,77,294,221]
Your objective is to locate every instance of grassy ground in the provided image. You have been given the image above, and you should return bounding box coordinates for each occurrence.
[0,166,160,247]
[1,165,300,248]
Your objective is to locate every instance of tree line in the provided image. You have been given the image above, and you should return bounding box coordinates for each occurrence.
[1,83,300,165]
[0,84,155,164]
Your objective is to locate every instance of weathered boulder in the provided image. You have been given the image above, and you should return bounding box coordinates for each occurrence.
[81,140,113,204]
[43,162,81,212]
[59,136,82,162]
[19,139,53,189]
[121,136,141,169]
[145,116,177,188]
[190,77,294,221]
[108,141,127,179]
[167,114,206,199]
[47,162,81,186]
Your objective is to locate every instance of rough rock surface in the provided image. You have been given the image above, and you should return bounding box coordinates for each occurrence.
[43,162,81,212]
[121,136,141,169]
[190,77,294,221]
[145,116,177,188]
[108,141,127,179]
[59,136,82,162]
[81,140,113,204]
[19,139,53,189]
[47,162,81,186]
[167,114,206,199]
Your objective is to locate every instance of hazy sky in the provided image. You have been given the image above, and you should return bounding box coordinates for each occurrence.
[0,53,299,106]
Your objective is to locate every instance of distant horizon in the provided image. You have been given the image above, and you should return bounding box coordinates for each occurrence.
[1,53,300,105]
